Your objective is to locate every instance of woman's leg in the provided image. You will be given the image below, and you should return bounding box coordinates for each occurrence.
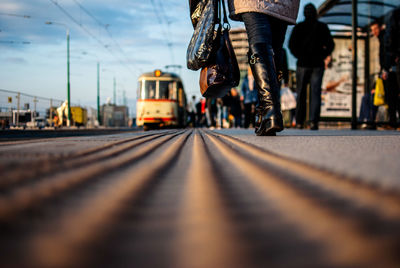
[242,12,288,136]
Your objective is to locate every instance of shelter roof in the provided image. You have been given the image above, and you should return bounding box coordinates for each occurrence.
[318,0,400,31]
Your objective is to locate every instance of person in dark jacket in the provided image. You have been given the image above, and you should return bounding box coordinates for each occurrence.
[384,8,400,129]
[385,7,400,84]
[289,3,334,130]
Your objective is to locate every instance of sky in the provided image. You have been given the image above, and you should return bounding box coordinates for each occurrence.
[0,0,325,116]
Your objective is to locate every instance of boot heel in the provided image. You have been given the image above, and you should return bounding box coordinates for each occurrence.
[256,117,283,136]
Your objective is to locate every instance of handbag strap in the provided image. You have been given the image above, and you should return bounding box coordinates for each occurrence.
[218,0,230,29]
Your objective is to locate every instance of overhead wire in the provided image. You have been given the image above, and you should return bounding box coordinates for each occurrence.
[158,0,175,64]
[71,0,142,74]
[149,0,175,65]
[48,0,139,77]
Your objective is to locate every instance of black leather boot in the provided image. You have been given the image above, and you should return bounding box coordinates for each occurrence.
[248,43,283,136]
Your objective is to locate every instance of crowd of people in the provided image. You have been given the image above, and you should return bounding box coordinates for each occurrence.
[187,2,400,131]
[359,8,400,130]
[187,89,251,129]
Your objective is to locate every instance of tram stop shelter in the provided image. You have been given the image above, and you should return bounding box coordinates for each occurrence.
[316,0,400,129]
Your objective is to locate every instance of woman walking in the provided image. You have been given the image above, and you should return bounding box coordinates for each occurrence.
[228,0,300,135]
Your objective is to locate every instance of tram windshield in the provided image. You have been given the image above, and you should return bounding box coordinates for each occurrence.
[141,81,156,99]
[139,80,178,100]
[159,81,177,100]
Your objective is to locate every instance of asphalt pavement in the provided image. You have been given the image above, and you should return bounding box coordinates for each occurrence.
[216,128,400,192]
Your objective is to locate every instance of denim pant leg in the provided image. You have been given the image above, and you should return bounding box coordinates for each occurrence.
[295,67,312,125]
[242,12,288,97]
[242,13,287,50]
[309,67,324,123]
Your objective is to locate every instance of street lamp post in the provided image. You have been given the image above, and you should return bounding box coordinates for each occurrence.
[67,28,71,127]
[113,77,116,105]
[82,51,101,125]
[97,62,101,124]
[45,21,71,127]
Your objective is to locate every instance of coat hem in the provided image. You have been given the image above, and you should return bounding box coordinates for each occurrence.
[229,8,297,25]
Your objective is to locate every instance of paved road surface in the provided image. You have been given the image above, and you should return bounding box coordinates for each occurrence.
[0,129,399,267]
[217,128,400,191]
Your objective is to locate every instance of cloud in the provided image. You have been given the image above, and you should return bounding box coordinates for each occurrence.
[0,0,197,106]
[4,57,27,64]
[0,2,24,12]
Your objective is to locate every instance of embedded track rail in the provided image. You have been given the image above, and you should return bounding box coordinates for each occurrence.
[0,129,399,267]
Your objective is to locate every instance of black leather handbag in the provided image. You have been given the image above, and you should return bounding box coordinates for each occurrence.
[187,0,218,71]
[199,0,240,98]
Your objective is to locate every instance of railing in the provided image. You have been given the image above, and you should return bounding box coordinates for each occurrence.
[0,88,68,127]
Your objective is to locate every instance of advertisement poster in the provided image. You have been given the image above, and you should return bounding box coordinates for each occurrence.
[321,38,365,118]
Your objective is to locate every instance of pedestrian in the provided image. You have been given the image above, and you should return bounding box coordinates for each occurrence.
[289,3,334,130]
[206,98,218,128]
[196,98,206,127]
[188,95,197,127]
[280,48,290,88]
[226,0,300,135]
[384,8,400,129]
[221,92,231,128]
[241,66,258,128]
[366,21,386,127]
[229,88,242,128]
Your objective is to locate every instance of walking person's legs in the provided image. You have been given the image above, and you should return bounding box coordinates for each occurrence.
[242,12,288,136]
[244,103,252,128]
[295,67,311,128]
[309,67,324,130]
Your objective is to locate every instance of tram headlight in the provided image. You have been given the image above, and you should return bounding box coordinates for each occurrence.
[154,70,162,77]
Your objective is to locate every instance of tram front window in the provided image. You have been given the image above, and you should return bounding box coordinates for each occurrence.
[159,81,177,100]
[142,81,156,99]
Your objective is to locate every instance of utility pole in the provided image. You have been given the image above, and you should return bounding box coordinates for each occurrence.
[97,62,101,124]
[16,92,20,127]
[67,28,71,127]
[33,96,38,124]
[113,77,116,106]
[45,21,71,127]
[123,90,127,106]
[50,98,53,127]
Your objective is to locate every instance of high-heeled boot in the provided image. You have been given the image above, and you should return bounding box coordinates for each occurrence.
[248,43,283,136]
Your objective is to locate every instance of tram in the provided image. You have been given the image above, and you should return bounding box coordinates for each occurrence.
[136,70,187,130]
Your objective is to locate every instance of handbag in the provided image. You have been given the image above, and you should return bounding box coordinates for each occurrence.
[189,0,206,27]
[373,77,385,106]
[187,0,218,71]
[199,0,240,98]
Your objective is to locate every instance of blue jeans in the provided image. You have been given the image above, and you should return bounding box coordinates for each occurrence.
[295,66,324,125]
[242,12,288,78]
